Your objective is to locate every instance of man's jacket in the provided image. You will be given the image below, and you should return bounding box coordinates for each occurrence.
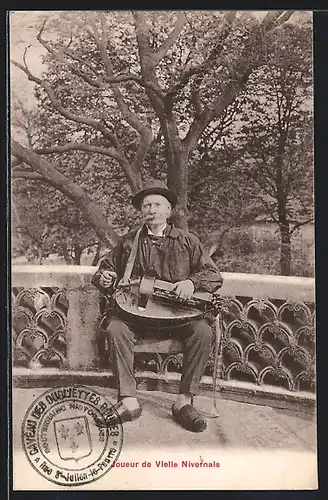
[91,223,223,297]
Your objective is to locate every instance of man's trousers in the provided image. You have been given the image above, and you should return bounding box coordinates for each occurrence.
[106,316,213,398]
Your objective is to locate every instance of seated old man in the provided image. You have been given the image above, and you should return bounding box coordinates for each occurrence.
[91,179,223,432]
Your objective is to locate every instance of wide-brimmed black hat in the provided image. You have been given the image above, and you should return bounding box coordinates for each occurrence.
[132,179,178,210]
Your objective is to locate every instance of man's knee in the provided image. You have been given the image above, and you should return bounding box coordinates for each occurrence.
[106,318,131,341]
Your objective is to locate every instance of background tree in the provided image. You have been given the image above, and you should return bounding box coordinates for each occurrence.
[11,10,298,248]
[11,93,49,262]
[235,23,313,275]
[188,95,259,256]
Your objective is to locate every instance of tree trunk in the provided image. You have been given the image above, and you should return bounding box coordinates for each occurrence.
[275,130,291,276]
[132,20,191,230]
[12,200,26,253]
[91,241,102,266]
[73,246,83,265]
[38,247,44,265]
[62,245,73,265]
[279,222,291,276]
[166,148,189,230]
[160,101,189,230]
[204,226,233,257]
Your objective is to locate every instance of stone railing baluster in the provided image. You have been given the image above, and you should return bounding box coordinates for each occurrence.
[12,266,316,409]
[65,273,99,370]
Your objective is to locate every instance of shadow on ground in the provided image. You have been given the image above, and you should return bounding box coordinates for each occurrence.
[12,387,316,453]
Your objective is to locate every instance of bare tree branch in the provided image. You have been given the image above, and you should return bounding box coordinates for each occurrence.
[260,11,285,31]
[259,197,280,224]
[103,74,165,100]
[244,168,277,199]
[11,158,23,168]
[11,59,120,146]
[183,77,246,153]
[36,19,103,88]
[11,140,120,247]
[272,11,294,27]
[62,47,99,75]
[36,141,141,192]
[12,171,46,181]
[291,218,314,234]
[183,10,295,152]
[204,102,240,148]
[37,21,165,100]
[133,12,169,120]
[190,90,203,118]
[94,18,153,173]
[133,10,183,183]
[167,11,236,98]
[95,22,152,135]
[133,11,153,57]
[153,13,187,64]
[131,136,153,173]
[33,143,122,161]
[11,60,142,191]
[34,16,156,176]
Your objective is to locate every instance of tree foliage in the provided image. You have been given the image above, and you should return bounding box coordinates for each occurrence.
[10,11,313,273]
[234,23,313,274]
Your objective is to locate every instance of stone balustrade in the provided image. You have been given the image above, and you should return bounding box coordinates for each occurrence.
[12,265,316,410]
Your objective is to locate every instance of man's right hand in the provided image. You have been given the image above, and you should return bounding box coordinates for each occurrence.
[99,270,117,289]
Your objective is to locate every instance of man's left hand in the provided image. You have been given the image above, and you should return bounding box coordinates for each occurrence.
[172,280,195,301]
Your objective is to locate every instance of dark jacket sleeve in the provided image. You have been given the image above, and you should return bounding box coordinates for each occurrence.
[91,240,124,295]
[187,235,223,293]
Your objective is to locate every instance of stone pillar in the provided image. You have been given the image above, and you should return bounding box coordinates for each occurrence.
[65,274,99,370]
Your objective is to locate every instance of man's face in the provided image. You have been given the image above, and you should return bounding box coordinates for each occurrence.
[141,194,172,226]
